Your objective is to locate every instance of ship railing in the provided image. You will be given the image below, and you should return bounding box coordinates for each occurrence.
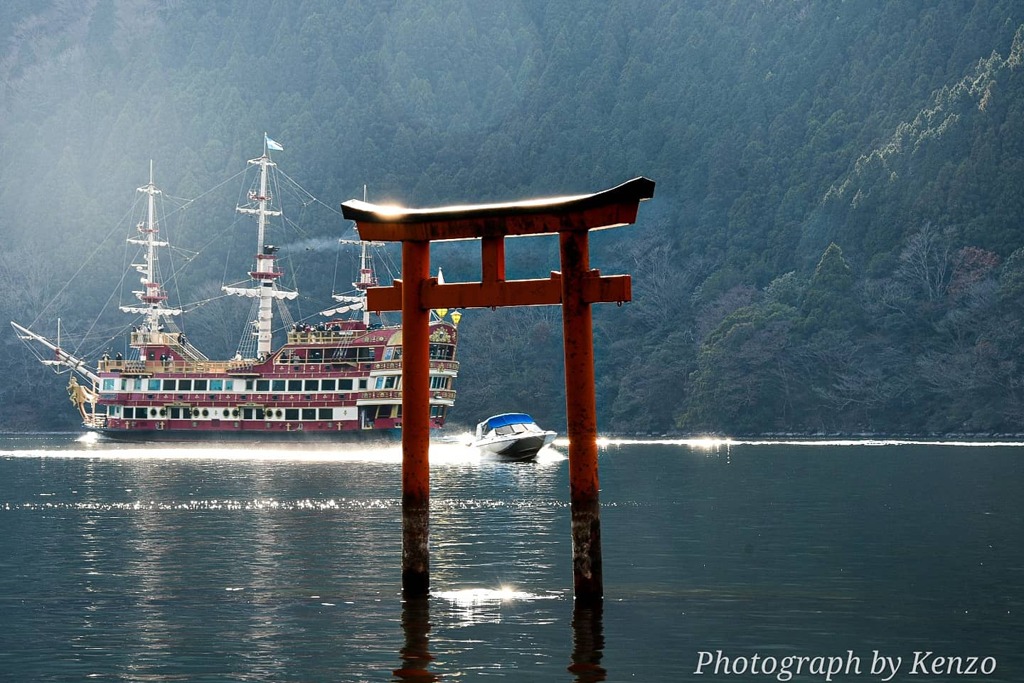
[371,361,403,373]
[99,358,142,373]
[368,360,458,374]
[84,413,107,428]
[287,329,372,345]
[357,390,402,403]
[99,358,255,375]
[356,389,456,404]
[277,352,374,366]
[431,360,459,374]
[429,389,457,404]
[99,356,454,376]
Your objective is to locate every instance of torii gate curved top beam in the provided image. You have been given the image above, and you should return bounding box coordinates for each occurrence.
[341,176,655,241]
[341,177,656,313]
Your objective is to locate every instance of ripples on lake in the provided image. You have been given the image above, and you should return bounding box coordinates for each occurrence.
[0,433,1022,681]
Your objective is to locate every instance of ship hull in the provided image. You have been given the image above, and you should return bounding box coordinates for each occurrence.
[90,425,402,443]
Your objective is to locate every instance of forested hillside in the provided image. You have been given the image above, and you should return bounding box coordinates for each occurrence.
[2,0,1023,435]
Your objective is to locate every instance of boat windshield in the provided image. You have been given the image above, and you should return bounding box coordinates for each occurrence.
[493,423,527,436]
[484,413,535,431]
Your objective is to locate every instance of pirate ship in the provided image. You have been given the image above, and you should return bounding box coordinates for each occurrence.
[11,139,459,439]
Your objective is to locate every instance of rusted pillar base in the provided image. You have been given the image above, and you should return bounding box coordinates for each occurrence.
[570,497,603,605]
[402,501,430,596]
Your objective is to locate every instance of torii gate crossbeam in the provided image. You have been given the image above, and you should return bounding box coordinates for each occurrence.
[341,177,655,603]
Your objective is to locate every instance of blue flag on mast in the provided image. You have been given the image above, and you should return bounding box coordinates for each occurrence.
[265,134,284,151]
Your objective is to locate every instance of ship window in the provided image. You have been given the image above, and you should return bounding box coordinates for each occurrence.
[339,347,375,362]
[170,407,181,419]
[102,379,116,391]
[120,379,128,391]
[285,408,300,420]
[163,379,176,391]
[133,379,143,390]
[194,379,207,391]
[304,380,318,391]
[429,344,454,360]
[430,406,446,418]
[321,379,336,391]
[178,379,192,391]
[225,380,234,391]
[430,376,448,390]
[256,380,270,392]
[123,407,133,418]
[148,379,161,391]
[340,379,353,391]
[318,408,332,419]
[302,408,316,420]
[210,379,223,391]
[242,408,253,420]
[359,379,368,389]
[383,347,395,361]
[272,379,286,391]
[288,380,302,391]
[255,409,265,420]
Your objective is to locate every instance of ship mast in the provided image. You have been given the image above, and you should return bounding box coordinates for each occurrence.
[352,239,378,327]
[322,238,384,326]
[119,161,182,336]
[222,147,297,357]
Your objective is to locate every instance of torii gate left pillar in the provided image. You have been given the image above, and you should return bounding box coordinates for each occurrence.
[341,177,655,603]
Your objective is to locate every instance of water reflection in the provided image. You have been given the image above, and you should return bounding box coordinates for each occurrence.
[568,600,606,682]
[394,596,437,682]
[4,434,1024,681]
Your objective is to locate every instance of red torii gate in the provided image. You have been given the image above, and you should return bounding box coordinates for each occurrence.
[341,176,655,603]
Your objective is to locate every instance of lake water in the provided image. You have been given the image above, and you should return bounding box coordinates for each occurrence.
[0,434,1021,682]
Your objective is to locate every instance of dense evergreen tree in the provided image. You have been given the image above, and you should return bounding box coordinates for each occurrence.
[2,1,1024,435]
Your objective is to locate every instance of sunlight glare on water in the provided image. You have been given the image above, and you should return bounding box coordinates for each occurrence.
[433,586,562,627]
[3,434,565,465]
[595,435,1024,448]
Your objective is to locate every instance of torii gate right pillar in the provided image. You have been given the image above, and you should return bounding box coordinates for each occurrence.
[559,228,603,599]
